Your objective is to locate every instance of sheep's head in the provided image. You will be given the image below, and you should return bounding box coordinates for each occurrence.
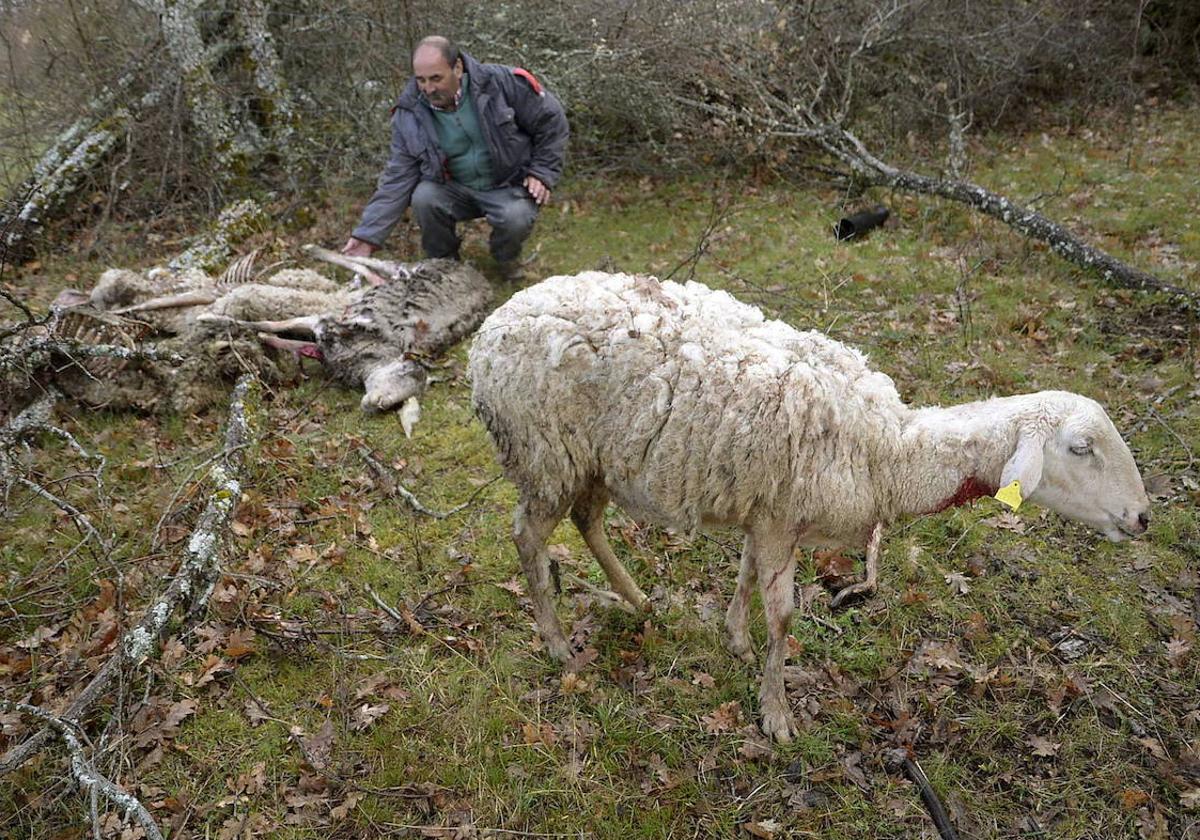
[1000,393,1150,541]
[361,358,426,414]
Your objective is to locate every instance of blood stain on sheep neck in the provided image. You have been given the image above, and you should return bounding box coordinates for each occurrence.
[927,476,996,514]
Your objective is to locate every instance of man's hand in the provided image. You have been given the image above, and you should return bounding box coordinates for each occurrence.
[523,175,551,206]
[341,236,377,257]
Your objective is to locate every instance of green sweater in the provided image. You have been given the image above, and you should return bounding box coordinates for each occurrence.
[430,75,495,190]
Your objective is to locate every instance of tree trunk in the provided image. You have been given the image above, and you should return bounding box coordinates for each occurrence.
[0,71,161,263]
[236,0,298,160]
[134,0,248,162]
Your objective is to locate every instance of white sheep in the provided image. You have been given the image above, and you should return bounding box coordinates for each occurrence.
[468,271,1151,742]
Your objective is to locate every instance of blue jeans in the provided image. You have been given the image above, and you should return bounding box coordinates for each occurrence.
[411,180,538,263]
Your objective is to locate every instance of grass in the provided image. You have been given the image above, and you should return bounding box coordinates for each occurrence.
[2,104,1199,839]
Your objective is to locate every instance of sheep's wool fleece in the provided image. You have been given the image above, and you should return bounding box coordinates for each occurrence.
[470,272,907,539]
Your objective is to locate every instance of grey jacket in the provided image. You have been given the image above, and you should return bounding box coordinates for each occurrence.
[352,52,569,247]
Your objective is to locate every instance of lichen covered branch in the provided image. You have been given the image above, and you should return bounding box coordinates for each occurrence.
[0,700,165,840]
[0,375,259,778]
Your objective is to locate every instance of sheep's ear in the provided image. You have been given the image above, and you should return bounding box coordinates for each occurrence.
[1000,432,1045,497]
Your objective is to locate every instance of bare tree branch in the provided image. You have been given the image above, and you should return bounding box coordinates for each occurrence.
[0,700,165,840]
[0,374,258,779]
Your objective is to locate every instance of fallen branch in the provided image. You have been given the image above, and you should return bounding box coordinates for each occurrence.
[0,375,258,778]
[0,700,163,840]
[672,95,1200,311]
[837,129,1200,308]
[0,339,185,373]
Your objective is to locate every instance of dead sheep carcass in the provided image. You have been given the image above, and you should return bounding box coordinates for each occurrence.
[50,247,493,423]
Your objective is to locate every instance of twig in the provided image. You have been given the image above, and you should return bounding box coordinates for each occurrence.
[0,700,163,840]
[0,338,184,373]
[150,442,249,550]
[13,475,104,546]
[364,583,409,624]
[355,445,496,519]
[1146,406,1196,470]
[562,572,638,614]
[669,93,1200,311]
[662,181,734,283]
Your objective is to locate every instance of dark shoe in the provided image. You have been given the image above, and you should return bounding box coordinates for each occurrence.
[497,260,526,282]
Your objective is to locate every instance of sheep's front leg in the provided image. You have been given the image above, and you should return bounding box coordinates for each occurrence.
[753,527,799,743]
[724,537,757,663]
[830,522,883,608]
[513,499,571,662]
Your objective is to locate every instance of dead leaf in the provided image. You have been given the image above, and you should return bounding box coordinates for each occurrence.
[353,703,390,730]
[495,577,526,597]
[1028,735,1060,758]
[702,700,743,734]
[814,550,856,582]
[692,671,716,689]
[194,624,227,654]
[1136,737,1169,761]
[841,751,869,790]
[161,636,187,671]
[521,721,557,748]
[330,791,364,820]
[239,761,268,795]
[1166,637,1191,666]
[193,655,231,688]
[223,627,257,659]
[295,719,336,770]
[642,753,674,792]
[944,572,971,596]
[1121,788,1151,810]
[245,698,272,726]
[560,672,587,694]
[565,646,598,674]
[737,726,774,761]
[743,819,781,838]
[1181,788,1200,810]
[981,510,1025,533]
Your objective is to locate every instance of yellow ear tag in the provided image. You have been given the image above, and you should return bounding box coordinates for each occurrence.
[995,480,1023,511]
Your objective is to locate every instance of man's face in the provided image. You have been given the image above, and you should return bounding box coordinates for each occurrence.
[413,45,462,109]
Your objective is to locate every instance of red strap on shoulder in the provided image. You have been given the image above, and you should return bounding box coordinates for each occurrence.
[512,67,543,96]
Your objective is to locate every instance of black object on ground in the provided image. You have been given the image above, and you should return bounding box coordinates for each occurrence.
[834,205,889,241]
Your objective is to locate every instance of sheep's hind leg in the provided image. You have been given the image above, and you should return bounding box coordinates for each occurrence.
[724,536,757,663]
[570,484,650,613]
[753,526,799,743]
[829,522,883,608]
[514,498,572,662]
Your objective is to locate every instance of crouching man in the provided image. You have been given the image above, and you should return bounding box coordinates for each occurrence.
[342,36,569,282]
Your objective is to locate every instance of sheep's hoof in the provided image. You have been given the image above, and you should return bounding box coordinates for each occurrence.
[830,579,876,609]
[725,636,755,664]
[542,634,572,663]
[759,701,797,743]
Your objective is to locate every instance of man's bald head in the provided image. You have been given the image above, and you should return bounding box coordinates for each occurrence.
[413,36,460,69]
[412,35,464,110]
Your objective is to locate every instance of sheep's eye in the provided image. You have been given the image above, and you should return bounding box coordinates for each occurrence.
[1069,443,1093,456]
